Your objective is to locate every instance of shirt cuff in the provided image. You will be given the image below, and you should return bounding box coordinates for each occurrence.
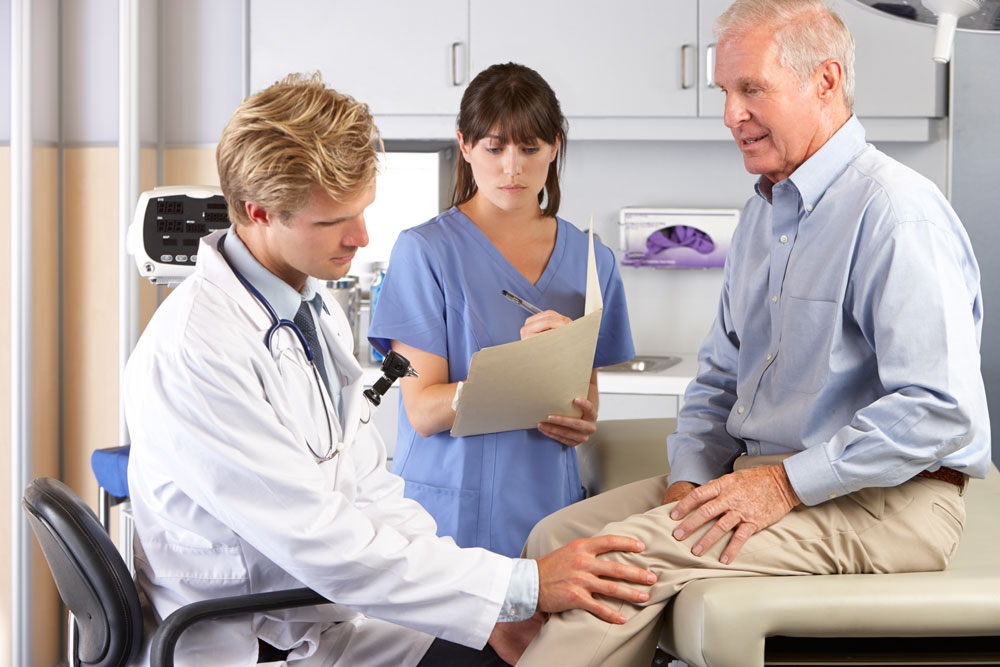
[782,446,849,506]
[496,558,538,623]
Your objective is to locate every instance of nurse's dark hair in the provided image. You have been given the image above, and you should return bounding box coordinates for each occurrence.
[451,63,567,218]
[216,71,383,226]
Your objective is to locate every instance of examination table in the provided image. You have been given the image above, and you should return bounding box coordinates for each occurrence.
[579,418,1000,666]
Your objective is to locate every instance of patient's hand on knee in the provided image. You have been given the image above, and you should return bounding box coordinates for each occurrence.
[661,480,697,506]
[489,612,546,665]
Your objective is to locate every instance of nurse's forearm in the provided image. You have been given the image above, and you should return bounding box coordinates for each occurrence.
[400,380,459,436]
[390,340,459,437]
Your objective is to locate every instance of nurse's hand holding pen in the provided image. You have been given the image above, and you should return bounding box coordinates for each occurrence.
[519,308,600,447]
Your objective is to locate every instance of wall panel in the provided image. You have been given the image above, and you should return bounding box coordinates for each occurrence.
[0,145,61,667]
[63,147,120,506]
[30,147,62,667]
[0,145,11,667]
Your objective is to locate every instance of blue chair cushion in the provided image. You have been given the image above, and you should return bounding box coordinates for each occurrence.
[90,446,131,499]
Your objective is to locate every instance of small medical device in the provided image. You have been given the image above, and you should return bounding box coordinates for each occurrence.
[128,186,230,286]
[364,351,419,407]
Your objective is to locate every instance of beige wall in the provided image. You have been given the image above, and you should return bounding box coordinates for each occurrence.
[0,146,63,667]
[0,145,218,666]
[0,145,10,667]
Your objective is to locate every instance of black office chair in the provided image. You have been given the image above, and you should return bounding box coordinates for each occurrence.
[23,477,329,667]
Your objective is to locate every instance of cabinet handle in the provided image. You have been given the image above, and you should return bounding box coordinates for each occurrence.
[706,43,717,89]
[681,44,694,90]
[451,42,466,87]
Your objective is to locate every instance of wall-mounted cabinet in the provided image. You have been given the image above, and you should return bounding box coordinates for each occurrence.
[251,0,468,116]
[470,1,699,118]
[250,0,946,141]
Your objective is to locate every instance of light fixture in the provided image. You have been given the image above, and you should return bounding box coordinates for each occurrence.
[855,0,1000,62]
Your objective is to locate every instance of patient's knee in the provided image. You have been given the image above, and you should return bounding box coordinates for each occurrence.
[523,504,588,557]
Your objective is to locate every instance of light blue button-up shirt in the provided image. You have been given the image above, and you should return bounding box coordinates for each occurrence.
[222,227,538,620]
[668,116,990,506]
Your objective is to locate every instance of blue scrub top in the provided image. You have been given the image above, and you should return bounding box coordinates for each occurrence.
[369,207,634,557]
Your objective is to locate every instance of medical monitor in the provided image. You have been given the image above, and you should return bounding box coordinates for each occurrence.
[128,186,230,286]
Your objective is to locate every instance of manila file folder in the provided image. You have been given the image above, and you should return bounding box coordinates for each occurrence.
[450,223,604,438]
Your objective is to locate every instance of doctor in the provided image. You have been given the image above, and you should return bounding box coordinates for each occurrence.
[124,72,656,667]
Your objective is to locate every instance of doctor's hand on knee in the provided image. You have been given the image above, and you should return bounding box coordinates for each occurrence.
[535,536,657,624]
[669,464,801,564]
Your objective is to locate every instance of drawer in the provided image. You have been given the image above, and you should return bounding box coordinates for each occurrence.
[598,393,678,421]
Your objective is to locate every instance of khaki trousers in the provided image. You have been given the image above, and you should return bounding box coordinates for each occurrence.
[518,466,966,667]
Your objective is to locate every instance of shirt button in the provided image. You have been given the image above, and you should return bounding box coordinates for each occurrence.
[737,406,745,414]
[779,235,788,244]
[751,446,759,455]
[771,295,778,303]
[806,204,814,212]
[765,353,773,361]
[336,441,345,452]
[828,493,836,499]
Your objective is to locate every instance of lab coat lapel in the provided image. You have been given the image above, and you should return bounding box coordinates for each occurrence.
[197,230,274,341]
[318,291,365,449]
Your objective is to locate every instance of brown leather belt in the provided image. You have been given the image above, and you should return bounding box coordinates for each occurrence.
[916,466,966,488]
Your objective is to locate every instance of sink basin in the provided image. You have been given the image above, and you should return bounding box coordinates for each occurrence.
[600,355,682,374]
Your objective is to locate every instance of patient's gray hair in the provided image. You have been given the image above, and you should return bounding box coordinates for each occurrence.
[714,0,855,109]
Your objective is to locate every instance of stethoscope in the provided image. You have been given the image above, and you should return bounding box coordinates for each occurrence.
[218,235,350,462]
[217,234,418,462]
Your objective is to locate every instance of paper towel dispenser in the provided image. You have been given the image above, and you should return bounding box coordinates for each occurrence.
[619,207,740,269]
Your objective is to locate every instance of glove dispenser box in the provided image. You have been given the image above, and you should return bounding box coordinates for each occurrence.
[619,207,740,269]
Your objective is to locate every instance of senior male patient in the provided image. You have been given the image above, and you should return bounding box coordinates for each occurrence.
[124,73,658,667]
[515,1,991,665]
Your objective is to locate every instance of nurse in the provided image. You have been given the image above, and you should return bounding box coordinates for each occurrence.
[369,63,635,558]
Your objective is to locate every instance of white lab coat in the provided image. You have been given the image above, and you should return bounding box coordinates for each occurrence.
[125,230,512,666]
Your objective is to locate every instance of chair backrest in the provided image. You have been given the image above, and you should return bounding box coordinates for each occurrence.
[23,477,143,667]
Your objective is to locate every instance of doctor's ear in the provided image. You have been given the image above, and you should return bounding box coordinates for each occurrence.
[245,201,275,227]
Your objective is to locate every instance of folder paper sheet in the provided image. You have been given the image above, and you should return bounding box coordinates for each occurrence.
[450,222,603,438]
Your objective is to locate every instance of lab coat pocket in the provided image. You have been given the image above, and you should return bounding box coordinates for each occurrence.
[402,480,479,545]
[776,296,838,394]
[141,537,249,592]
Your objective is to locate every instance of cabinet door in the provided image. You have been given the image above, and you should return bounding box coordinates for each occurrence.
[836,0,946,117]
[250,0,468,116]
[698,0,732,118]
[470,0,699,118]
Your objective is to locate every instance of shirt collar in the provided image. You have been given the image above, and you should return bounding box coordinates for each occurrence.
[753,115,867,208]
[224,226,325,321]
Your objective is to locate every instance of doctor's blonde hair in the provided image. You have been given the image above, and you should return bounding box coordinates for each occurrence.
[217,72,382,226]
[714,0,855,110]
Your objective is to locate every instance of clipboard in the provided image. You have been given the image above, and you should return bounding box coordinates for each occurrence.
[450,221,603,438]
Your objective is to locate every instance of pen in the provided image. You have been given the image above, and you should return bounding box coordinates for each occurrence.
[501,289,543,315]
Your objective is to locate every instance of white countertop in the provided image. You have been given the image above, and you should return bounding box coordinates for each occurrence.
[363,353,698,396]
[597,354,697,396]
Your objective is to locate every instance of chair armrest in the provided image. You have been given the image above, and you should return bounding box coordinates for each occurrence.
[149,587,330,667]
